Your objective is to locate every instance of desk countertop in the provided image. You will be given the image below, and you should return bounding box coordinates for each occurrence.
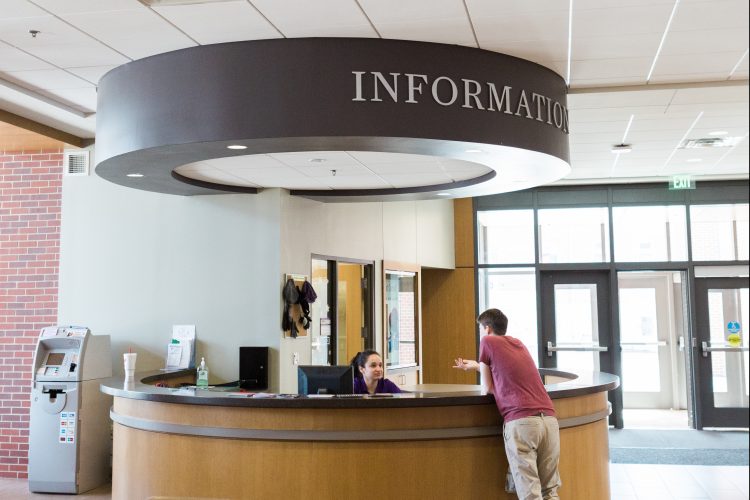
[100,368,619,408]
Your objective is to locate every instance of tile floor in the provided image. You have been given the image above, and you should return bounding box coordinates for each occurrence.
[610,463,749,500]
[1,464,748,499]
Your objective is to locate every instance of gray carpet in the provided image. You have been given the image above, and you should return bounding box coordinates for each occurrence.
[609,430,749,465]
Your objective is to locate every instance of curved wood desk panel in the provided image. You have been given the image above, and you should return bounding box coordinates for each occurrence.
[102,369,618,499]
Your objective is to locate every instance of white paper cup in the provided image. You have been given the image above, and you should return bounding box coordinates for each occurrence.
[123,352,137,379]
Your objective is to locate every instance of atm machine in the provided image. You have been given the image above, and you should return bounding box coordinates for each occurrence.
[28,326,112,494]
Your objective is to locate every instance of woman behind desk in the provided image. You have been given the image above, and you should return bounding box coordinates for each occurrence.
[351,350,402,394]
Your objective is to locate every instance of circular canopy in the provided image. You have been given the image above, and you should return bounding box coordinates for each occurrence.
[96,38,570,200]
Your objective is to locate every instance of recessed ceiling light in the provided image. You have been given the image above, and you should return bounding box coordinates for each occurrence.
[227,144,247,150]
[611,144,632,154]
[126,173,144,178]
[308,158,326,163]
[436,192,452,196]
[465,149,483,153]
[708,130,728,136]
[687,158,702,163]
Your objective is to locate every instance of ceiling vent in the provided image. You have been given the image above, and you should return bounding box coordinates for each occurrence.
[680,136,743,149]
[64,150,89,176]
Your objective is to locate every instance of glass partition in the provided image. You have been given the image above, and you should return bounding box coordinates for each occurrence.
[538,207,610,263]
[478,268,538,365]
[477,210,535,264]
[613,205,688,262]
[690,204,750,261]
[384,269,418,368]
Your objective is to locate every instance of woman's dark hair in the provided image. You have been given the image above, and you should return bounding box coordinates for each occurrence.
[350,350,380,378]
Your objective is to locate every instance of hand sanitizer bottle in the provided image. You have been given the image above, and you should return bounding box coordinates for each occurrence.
[197,357,209,387]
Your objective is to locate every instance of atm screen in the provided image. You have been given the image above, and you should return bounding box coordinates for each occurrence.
[46,353,65,366]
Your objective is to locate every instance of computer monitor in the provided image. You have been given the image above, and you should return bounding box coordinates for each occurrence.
[297,365,354,395]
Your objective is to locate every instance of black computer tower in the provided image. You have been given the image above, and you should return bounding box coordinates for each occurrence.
[239,347,268,390]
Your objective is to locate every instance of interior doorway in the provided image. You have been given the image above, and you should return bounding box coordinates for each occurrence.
[310,256,374,367]
[617,271,690,429]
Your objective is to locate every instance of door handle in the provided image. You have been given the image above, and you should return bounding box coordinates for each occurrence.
[701,341,750,357]
[678,336,685,352]
[546,341,608,357]
[620,341,667,346]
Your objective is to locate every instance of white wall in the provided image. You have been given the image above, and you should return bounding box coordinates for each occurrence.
[59,173,454,393]
[278,193,454,392]
[59,175,282,389]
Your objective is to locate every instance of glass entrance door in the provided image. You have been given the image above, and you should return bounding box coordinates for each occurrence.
[540,270,621,427]
[618,272,687,411]
[694,277,749,428]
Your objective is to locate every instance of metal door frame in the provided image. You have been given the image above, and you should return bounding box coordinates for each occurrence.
[693,276,750,428]
[539,269,623,428]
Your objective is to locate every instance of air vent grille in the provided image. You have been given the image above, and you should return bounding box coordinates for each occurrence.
[681,137,743,149]
[64,150,89,176]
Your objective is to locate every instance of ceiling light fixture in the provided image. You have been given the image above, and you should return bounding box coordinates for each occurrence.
[309,158,326,163]
[611,144,632,154]
[126,173,144,178]
[29,30,40,38]
[646,0,680,82]
[226,145,247,150]
[436,192,451,196]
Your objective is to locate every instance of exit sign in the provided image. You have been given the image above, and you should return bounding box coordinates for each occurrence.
[669,175,696,190]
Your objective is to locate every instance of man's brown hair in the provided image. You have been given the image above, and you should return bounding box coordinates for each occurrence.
[477,308,508,335]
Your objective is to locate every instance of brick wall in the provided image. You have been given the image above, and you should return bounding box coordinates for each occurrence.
[0,148,62,478]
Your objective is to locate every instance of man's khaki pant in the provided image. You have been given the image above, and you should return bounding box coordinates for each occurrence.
[503,415,561,500]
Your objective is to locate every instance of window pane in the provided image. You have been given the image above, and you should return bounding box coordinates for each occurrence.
[478,268,538,365]
[553,284,601,372]
[477,210,535,264]
[385,271,417,367]
[613,205,688,262]
[690,204,749,261]
[538,207,610,263]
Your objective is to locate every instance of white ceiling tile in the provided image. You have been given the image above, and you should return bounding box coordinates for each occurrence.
[374,19,476,47]
[651,52,747,80]
[659,29,748,56]
[466,0,568,17]
[574,4,675,38]
[59,9,196,60]
[380,172,453,187]
[0,44,54,71]
[570,57,653,84]
[154,1,282,44]
[31,0,143,15]
[253,0,376,38]
[347,151,435,164]
[669,0,749,32]
[472,12,568,44]
[0,16,93,47]
[25,42,129,68]
[366,162,442,175]
[480,40,567,67]
[0,0,49,19]
[5,68,92,90]
[270,151,360,168]
[575,0,674,9]
[66,65,117,85]
[318,175,392,189]
[572,33,662,60]
[568,89,675,108]
[669,85,749,104]
[296,164,370,177]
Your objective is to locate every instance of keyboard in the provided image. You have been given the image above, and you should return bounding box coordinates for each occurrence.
[334,393,365,398]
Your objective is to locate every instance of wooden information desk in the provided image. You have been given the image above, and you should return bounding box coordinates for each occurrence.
[100,369,618,499]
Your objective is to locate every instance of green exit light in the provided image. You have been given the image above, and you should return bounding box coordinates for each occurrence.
[669,175,696,190]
